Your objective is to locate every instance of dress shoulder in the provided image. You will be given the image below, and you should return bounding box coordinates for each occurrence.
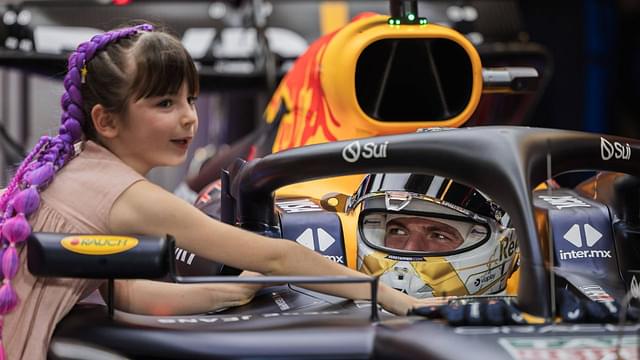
[37,141,145,234]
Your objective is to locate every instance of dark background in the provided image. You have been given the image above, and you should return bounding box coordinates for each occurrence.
[3,0,638,136]
[519,0,637,136]
[1,0,639,185]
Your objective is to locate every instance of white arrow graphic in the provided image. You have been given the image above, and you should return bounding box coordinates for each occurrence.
[583,224,602,247]
[295,228,314,250]
[563,224,582,247]
[563,224,603,248]
[317,228,336,251]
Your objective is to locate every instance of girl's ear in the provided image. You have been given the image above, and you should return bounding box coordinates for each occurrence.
[91,104,119,139]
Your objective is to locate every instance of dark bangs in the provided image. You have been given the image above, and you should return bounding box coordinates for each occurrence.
[129,32,199,100]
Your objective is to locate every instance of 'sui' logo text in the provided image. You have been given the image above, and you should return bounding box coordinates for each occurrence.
[342,140,388,163]
[558,223,612,260]
[601,137,630,161]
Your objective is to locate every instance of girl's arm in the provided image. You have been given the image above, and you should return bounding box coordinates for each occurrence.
[105,271,263,315]
[110,181,421,315]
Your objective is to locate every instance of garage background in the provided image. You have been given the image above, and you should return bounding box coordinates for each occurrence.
[0,0,635,191]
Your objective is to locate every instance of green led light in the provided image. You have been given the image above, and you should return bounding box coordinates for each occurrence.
[388,18,394,25]
[407,13,415,21]
[395,19,401,25]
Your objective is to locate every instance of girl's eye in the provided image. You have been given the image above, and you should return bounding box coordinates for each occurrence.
[157,99,173,108]
[188,96,198,105]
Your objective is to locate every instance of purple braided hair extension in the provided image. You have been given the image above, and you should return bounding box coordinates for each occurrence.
[0,23,153,359]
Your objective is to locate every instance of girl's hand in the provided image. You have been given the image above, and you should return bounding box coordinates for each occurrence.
[377,285,420,315]
[238,270,262,278]
[237,270,266,304]
[414,296,457,307]
[378,285,458,315]
[238,270,286,288]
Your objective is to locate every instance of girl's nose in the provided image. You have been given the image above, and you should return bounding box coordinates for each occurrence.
[181,104,198,128]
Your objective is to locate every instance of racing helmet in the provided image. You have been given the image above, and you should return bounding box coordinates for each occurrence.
[349,173,518,298]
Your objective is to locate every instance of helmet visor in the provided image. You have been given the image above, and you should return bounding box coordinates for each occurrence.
[360,210,491,256]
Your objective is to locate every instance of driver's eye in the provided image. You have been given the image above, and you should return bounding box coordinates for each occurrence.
[388,227,408,236]
[431,232,455,242]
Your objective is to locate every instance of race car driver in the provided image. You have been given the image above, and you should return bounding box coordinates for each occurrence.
[350,172,519,298]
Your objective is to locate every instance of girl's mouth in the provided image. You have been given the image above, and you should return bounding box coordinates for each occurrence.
[170,137,192,148]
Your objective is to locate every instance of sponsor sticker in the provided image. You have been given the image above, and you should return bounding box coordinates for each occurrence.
[156,311,342,324]
[466,269,498,293]
[601,137,631,161]
[499,235,518,261]
[579,285,616,303]
[158,316,253,324]
[272,293,290,311]
[175,247,196,265]
[498,336,638,360]
[455,324,640,335]
[295,227,335,251]
[538,195,591,210]
[61,235,139,255]
[558,223,612,260]
[342,140,388,163]
[294,227,343,264]
[276,199,322,213]
[385,254,425,262]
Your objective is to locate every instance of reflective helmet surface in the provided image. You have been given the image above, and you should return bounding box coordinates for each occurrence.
[350,173,518,298]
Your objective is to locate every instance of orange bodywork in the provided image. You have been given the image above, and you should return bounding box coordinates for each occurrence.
[264,13,483,152]
[265,13,484,269]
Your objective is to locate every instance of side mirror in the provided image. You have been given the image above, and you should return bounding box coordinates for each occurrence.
[27,233,174,279]
[482,67,539,93]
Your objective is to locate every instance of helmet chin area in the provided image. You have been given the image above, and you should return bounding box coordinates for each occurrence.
[379,262,434,298]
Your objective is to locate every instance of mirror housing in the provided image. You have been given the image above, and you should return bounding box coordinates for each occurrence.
[27,233,174,279]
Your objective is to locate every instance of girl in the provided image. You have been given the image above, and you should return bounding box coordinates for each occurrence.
[0,24,423,359]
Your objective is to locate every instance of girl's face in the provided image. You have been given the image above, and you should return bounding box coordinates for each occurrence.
[113,82,198,175]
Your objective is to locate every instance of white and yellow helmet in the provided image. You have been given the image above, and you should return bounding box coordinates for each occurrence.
[349,173,518,298]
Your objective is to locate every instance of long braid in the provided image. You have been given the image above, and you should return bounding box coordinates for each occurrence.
[0,136,49,216]
[0,23,153,359]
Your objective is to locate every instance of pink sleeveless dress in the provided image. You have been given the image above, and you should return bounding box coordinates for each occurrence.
[4,141,144,359]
